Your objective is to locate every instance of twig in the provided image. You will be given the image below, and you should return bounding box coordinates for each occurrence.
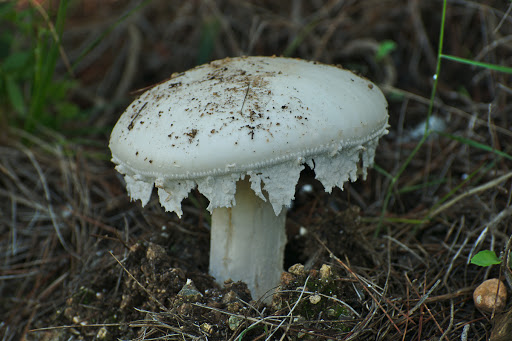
[313,235,403,335]
[437,300,455,341]
[429,171,512,218]
[277,289,360,317]
[384,235,425,264]
[109,251,168,312]
[407,279,441,316]
[405,275,449,341]
[265,275,309,341]
[23,147,80,259]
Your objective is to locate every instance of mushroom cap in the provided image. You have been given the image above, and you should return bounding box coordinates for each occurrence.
[109,56,389,216]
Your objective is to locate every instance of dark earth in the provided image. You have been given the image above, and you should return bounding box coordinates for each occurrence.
[1,1,512,340]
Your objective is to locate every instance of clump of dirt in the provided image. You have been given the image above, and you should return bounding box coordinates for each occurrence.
[39,240,364,340]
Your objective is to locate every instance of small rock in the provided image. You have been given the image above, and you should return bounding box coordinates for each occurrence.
[120,294,131,310]
[473,278,507,312]
[177,279,203,302]
[200,322,214,334]
[299,226,308,236]
[309,294,321,304]
[319,264,332,279]
[222,290,238,304]
[146,243,166,262]
[96,327,110,340]
[288,263,305,276]
[228,315,244,330]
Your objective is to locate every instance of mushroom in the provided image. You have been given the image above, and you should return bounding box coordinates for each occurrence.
[109,56,388,301]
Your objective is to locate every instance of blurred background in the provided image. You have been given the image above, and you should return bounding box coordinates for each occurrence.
[1,1,512,340]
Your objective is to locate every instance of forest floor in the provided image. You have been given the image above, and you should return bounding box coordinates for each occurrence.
[1,1,512,340]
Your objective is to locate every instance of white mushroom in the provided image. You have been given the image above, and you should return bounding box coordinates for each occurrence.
[109,56,389,301]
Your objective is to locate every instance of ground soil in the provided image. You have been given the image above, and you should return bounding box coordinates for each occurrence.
[1,1,512,340]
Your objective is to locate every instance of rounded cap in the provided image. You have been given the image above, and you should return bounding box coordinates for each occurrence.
[109,56,389,216]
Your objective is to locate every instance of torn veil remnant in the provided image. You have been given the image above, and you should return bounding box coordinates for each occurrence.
[109,56,389,302]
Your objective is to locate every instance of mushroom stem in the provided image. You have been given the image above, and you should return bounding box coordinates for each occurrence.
[210,178,287,302]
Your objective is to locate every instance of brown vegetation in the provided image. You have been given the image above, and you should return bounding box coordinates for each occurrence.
[1,0,511,340]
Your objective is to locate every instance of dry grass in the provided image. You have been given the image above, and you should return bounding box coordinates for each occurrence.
[1,0,512,340]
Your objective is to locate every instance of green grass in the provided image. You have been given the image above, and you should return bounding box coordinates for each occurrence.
[0,0,151,135]
[440,54,512,74]
[0,1,80,133]
[376,0,512,235]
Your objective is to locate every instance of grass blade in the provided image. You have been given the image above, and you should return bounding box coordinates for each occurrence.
[441,54,512,74]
